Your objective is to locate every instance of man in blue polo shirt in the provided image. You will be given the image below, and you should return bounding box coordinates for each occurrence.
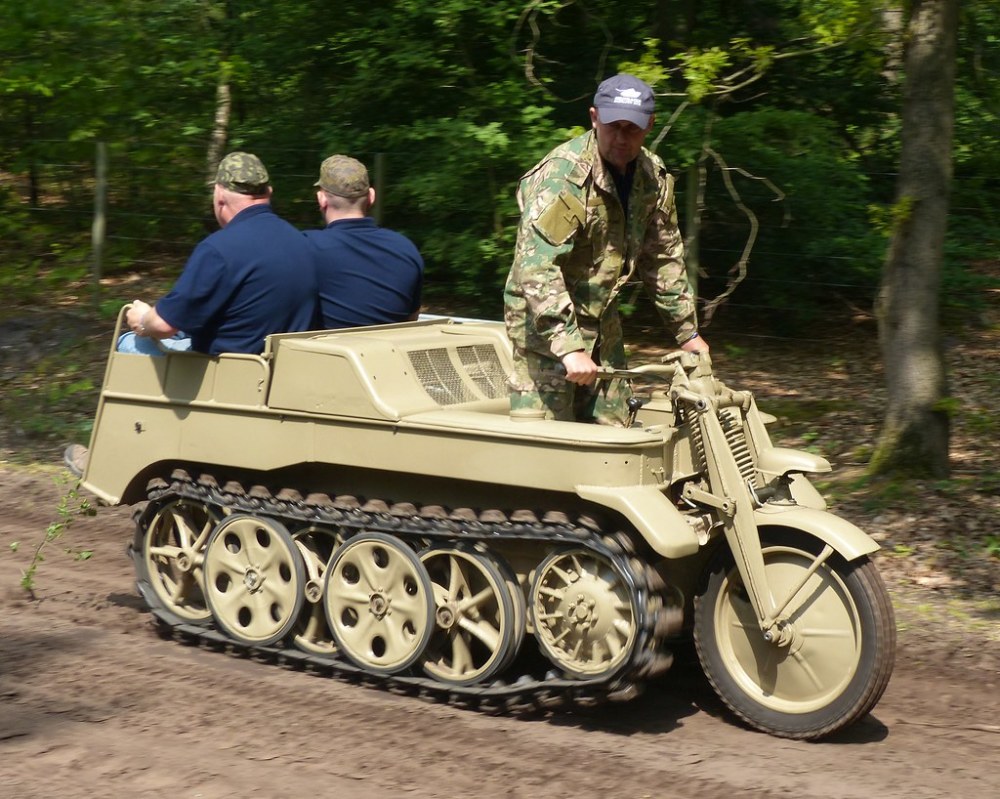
[305,155,423,328]
[119,151,319,355]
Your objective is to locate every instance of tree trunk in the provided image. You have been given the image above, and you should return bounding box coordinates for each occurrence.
[871,0,958,479]
[206,69,232,185]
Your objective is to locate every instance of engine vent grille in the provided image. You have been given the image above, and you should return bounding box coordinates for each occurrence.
[407,345,508,406]
[456,345,508,399]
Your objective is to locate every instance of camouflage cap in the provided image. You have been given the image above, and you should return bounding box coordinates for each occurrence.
[314,155,370,198]
[593,73,655,128]
[214,151,270,195]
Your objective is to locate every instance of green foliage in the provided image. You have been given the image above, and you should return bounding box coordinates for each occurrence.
[665,107,886,332]
[0,348,99,461]
[0,0,996,326]
[986,536,1000,559]
[18,477,95,596]
[891,543,916,558]
[931,396,961,416]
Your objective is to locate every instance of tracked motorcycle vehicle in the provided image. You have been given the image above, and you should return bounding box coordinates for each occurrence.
[76,307,895,740]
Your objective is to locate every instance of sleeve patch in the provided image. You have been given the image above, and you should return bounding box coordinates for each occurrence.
[533,190,586,246]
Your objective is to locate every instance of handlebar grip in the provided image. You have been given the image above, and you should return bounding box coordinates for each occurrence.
[670,388,709,412]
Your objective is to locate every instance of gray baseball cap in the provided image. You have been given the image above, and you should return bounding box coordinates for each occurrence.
[214,151,270,195]
[314,155,370,198]
[593,74,655,128]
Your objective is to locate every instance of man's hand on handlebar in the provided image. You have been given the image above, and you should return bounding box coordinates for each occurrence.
[561,350,599,386]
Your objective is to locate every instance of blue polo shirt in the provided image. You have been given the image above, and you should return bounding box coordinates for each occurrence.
[157,204,319,354]
[304,217,423,329]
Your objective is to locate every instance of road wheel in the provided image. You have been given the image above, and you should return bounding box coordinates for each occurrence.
[324,532,434,674]
[292,528,340,656]
[420,545,517,685]
[136,498,219,623]
[203,514,305,646]
[694,529,896,739]
[530,547,638,679]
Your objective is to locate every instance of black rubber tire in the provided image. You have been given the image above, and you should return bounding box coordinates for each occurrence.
[694,529,896,740]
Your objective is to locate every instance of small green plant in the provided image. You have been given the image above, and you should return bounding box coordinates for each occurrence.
[891,543,916,557]
[931,396,961,416]
[985,535,1000,560]
[965,410,997,438]
[20,477,96,597]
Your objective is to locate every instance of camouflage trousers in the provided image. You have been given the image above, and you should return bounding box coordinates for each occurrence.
[508,347,633,427]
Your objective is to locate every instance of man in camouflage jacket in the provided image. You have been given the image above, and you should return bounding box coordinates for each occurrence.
[504,73,709,426]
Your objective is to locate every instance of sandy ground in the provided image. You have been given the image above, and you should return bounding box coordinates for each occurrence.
[1,468,998,799]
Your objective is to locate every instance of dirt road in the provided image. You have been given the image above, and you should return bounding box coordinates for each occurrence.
[1,468,997,799]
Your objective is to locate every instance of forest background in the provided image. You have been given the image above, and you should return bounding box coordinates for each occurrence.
[3,0,997,323]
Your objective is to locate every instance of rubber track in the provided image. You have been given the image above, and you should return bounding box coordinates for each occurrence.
[131,469,677,715]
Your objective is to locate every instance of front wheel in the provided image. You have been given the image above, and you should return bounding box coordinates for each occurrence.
[694,529,895,740]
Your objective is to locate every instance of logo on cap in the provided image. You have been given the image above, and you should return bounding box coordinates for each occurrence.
[593,74,655,127]
[614,88,643,106]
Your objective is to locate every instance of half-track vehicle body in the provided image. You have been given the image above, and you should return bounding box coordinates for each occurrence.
[77,308,896,740]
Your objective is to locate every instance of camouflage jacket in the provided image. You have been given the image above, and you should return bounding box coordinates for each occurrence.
[503,129,697,365]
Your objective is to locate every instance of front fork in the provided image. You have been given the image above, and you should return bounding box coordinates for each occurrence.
[677,389,833,646]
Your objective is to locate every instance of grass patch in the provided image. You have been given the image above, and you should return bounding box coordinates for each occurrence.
[0,332,105,464]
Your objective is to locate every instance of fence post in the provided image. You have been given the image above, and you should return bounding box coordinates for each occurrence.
[92,140,107,305]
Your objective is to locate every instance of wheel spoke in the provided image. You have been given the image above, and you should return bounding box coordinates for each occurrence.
[457,585,494,614]
[798,626,854,638]
[334,587,376,608]
[213,552,246,580]
[259,579,291,608]
[391,588,429,617]
[790,649,827,692]
[166,576,186,605]
[380,614,420,659]
[458,616,500,651]
[450,633,474,675]
[355,551,385,591]
[148,544,183,560]
[255,546,286,574]
[447,555,465,598]
[173,516,198,550]
[211,586,245,619]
